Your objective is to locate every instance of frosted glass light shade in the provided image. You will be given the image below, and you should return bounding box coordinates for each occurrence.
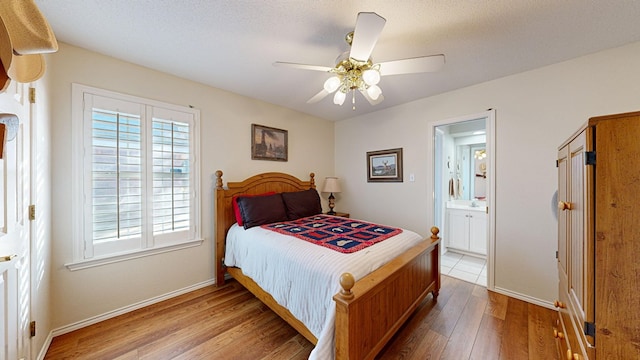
[323,76,341,93]
[362,69,381,85]
[367,85,382,100]
[333,91,346,105]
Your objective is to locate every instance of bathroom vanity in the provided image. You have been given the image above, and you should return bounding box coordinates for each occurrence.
[446,201,487,256]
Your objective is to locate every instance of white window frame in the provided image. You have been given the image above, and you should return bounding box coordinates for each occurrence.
[67,84,202,270]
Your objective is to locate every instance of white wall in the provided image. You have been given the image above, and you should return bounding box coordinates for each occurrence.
[48,43,335,330]
[335,41,640,305]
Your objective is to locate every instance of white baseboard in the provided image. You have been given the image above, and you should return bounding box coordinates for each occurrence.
[50,278,216,338]
[493,286,555,310]
[36,332,53,360]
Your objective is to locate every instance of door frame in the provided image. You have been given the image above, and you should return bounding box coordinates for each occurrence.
[427,109,496,290]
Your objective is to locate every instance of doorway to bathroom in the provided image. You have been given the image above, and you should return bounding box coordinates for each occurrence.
[431,110,495,289]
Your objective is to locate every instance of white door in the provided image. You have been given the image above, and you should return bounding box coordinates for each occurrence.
[0,81,31,360]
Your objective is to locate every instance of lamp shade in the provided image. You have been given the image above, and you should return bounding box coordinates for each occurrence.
[321,177,341,193]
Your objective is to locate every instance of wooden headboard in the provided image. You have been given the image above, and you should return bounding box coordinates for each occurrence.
[214,170,316,285]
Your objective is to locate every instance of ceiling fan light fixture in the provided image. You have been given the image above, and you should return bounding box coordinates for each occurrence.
[333,90,346,105]
[274,12,445,109]
[362,68,380,85]
[323,76,341,93]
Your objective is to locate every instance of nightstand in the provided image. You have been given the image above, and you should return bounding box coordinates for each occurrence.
[327,211,350,218]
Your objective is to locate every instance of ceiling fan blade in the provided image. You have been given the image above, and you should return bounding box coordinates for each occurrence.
[273,61,333,72]
[360,89,384,105]
[378,54,445,76]
[349,12,386,62]
[307,89,330,104]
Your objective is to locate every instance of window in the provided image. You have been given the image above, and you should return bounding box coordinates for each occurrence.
[69,84,201,270]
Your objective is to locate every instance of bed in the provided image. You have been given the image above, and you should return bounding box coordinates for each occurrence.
[214,170,441,360]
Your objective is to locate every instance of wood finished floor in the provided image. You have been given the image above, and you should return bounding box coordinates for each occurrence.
[45,275,559,359]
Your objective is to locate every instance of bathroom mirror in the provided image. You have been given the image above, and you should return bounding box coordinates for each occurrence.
[453,141,486,200]
[471,146,487,199]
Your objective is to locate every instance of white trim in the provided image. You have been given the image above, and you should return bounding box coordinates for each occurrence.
[428,109,496,290]
[35,332,52,360]
[485,109,496,291]
[71,83,85,261]
[49,278,215,337]
[65,238,203,271]
[493,286,555,310]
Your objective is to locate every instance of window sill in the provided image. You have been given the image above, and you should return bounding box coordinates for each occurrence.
[65,239,204,271]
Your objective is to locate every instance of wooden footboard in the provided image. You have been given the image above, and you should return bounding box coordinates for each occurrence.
[333,227,441,360]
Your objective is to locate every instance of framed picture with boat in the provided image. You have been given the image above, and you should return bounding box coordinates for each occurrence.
[367,147,403,182]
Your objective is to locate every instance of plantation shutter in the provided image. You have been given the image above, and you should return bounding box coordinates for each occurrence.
[77,89,199,263]
[152,119,190,234]
[84,94,146,257]
[92,109,143,240]
[149,107,196,245]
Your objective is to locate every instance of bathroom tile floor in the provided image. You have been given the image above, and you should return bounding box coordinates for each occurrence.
[441,251,487,286]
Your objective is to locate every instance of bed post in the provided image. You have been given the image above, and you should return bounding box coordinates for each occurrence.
[309,172,316,189]
[215,170,226,286]
[430,226,441,299]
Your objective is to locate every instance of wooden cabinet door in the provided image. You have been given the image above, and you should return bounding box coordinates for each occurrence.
[592,114,640,358]
[567,129,595,349]
[557,144,569,281]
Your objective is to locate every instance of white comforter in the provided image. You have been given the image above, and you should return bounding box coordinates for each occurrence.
[224,218,425,359]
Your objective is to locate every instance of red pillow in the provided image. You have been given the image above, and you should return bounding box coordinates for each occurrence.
[232,192,276,226]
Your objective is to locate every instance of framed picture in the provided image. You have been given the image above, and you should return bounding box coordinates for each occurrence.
[367,148,403,182]
[251,124,288,161]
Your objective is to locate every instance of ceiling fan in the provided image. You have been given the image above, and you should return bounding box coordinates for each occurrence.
[274,12,445,110]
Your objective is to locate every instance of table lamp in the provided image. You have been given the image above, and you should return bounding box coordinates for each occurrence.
[321,177,341,215]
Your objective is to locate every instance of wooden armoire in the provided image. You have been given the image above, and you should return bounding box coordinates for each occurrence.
[555,111,640,360]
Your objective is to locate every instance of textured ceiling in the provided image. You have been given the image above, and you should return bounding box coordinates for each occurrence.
[36,0,640,121]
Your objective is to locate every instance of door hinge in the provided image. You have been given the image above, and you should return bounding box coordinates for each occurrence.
[584,321,596,338]
[555,250,558,259]
[29,87,36,104]
[555,159,559,168]
[30,321,36,337]
[585,151,596,165]
[29,204,35,221]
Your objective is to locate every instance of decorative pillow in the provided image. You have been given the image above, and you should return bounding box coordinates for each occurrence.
[237,193,288,229]
[232,192,275,226]
[281,188,322,220]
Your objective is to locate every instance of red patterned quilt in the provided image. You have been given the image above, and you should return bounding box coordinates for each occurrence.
[261,214,403,253]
